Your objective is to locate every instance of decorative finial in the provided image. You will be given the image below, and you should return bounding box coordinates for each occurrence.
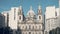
[30,6,32,10]
[20,6,22,9]
[38,5,41,9]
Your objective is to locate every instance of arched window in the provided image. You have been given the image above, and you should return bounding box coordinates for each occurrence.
[39,16,41,19]
[19,16,21,20]
[38,9,41,14]
[39,10,41,13]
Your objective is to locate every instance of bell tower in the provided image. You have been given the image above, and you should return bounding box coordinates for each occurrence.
[37,5,44,34]
[37,5,42,22]
[18,6,23,22]
[17,6,24,34]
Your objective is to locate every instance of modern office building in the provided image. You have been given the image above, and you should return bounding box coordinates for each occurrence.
[0,13,5,28]
[45,6,60,34]
[9,7,19,29]
[1,11,9,27]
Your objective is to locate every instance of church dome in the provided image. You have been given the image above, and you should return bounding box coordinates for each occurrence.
[27,6,35,17]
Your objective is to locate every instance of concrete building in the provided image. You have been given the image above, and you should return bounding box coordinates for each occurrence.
[45,6,60,34]
[57,0,60,28]
[45,6,56,19]
[55,0,60,27]
[1,11,9,27]
[9,7,19,29]
[0,13,5,28]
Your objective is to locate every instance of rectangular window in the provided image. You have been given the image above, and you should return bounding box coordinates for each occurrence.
[39,25,41,30]
[26,26,27,29]
[55,12,57,16]
[33,26,34,30]
[29,25,30,29]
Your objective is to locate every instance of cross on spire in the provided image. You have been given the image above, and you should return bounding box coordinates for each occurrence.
[38,5,41,9]
[30,6,32,10]
[20,6,22,9]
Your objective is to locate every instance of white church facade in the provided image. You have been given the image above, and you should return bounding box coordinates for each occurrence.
[8,6,44,34]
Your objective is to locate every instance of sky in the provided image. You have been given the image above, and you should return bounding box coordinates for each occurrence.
[0,0,59,16]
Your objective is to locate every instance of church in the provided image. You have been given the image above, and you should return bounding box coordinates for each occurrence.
[8,5,44,34]
[17,6,44,34]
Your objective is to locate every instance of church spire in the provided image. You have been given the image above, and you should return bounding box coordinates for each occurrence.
[30,6,32,10]
[38,5,41,10]
[20,6,22,10]
[37,5,42,21]
[18,6,23,15]
[38,5,42,15]
[18,6,23,22]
